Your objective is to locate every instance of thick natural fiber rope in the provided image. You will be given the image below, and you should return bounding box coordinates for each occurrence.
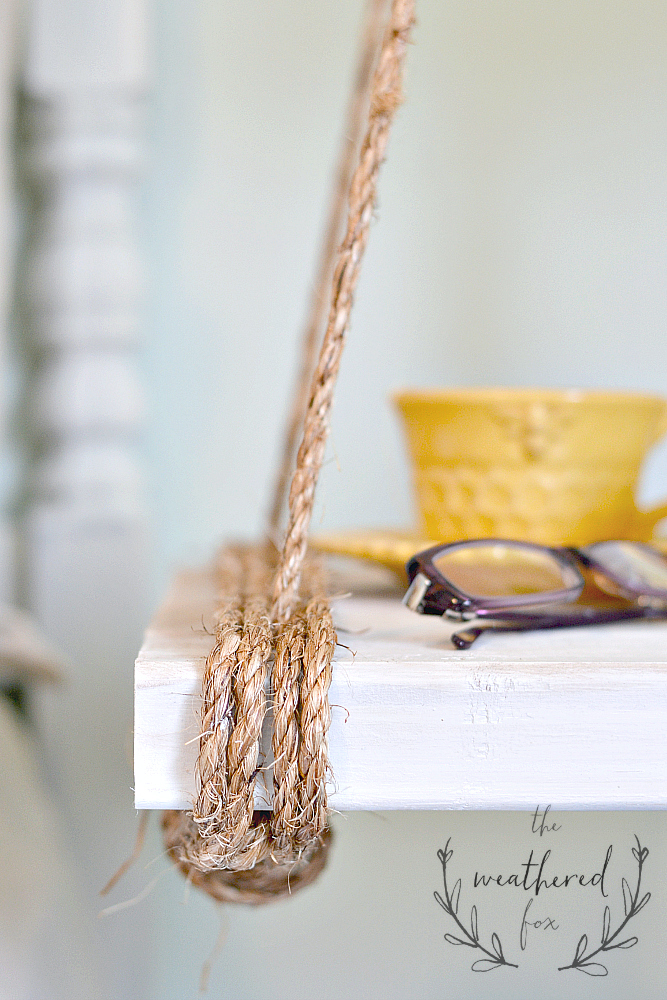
[267,0,390,536]
[166,546,272,874]
[272,0,415,625]
[163,545,334,901]
[164,0,414,904]
[163,812,332,906]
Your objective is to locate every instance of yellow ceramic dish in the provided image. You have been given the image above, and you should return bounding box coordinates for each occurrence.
[312,528,433,579]
[313,388,667,579]
[394,388,667,546]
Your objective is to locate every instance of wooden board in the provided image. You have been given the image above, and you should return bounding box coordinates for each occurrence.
[134,563,667,811]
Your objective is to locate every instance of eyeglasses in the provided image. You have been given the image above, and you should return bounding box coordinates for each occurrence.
[403,539,667,649]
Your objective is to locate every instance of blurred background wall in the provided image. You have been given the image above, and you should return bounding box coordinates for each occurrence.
[6,0,667,998]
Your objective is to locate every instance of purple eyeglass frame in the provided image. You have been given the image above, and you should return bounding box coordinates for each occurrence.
[404,538,667,649]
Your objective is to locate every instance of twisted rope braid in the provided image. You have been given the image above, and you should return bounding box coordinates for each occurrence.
[296,596,335,848]
[270,614,306,858]
[267,0,390,535]
[272,0,416,624]
[191,547,243,834]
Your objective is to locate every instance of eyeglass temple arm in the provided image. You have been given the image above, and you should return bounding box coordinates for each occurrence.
[453,604,662,650]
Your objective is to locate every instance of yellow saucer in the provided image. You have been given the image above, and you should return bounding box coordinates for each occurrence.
[311,529,437,580]
[311,529,667,580]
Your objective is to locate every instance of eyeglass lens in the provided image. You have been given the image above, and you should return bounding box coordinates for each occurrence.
[582,541,667,595]
[431,542,579,599]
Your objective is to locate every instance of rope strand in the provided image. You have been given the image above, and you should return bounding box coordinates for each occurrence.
[272,0,415,624]
[267,0,391,536]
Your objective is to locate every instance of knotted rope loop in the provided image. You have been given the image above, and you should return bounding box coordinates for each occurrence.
[163,545,335,901]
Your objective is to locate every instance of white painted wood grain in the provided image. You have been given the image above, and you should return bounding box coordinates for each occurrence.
[135,565,667,811]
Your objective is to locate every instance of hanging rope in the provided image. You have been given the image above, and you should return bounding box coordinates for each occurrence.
[267,0,390,536]
[272,0,415,624]
[164,0,415,904]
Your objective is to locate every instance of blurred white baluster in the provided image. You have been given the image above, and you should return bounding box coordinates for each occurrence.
[25,93,145,520]
[21,2,153,997]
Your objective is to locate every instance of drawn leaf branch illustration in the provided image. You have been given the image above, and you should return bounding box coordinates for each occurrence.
[435,840,518,972]
[558,836,650,976]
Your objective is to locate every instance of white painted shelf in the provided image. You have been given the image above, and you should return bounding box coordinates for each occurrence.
[134,563,667,812]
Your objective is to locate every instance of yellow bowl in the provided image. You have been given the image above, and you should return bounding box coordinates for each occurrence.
[313,387,667,579]
[393,387,667,546]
